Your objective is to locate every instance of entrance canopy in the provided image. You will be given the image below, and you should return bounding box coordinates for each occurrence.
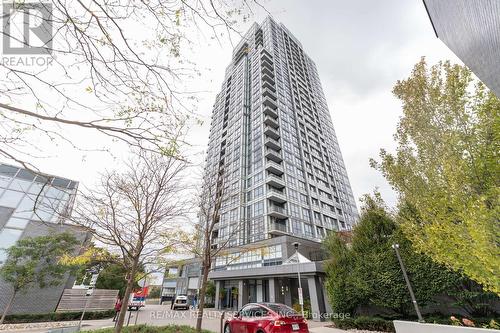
[282,252,311,265]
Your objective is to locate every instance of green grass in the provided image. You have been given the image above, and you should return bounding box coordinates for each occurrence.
[91,324,215,333]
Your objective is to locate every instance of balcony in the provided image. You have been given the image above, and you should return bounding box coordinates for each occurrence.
[268,221,288,235]
[264,115,279,128]
[262,58,274,71]
[266,173,285,189]
[263,107,278,119]
[263,96,278,110]
[268,204,287,219]
[262,73,275,85]
[264,126,280,140]
[262,66,274,78]
[262,87,277,100]
[265,160,284,175]
[265,148,282,163]
[261,49,273,64]
[267,187,286,204]
[262,80,276,93]
[264,137,281,150]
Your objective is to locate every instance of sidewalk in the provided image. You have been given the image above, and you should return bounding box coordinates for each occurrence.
[310,326,347,333]
[0,306,352,333]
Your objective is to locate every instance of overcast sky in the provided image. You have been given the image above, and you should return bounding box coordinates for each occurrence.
[4,0,460,209]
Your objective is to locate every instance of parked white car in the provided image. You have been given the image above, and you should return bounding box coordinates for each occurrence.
[172,295,189,310]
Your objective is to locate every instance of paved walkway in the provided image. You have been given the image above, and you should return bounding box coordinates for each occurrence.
[1,305,346,333]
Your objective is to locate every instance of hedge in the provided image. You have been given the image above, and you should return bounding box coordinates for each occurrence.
[332,316,395,332]
[332,316,500,332]
[4,309,115,324]
[92,324,215,333]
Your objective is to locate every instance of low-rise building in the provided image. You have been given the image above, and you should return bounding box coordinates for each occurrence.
[161,258,202,304]
[209,235,331,320]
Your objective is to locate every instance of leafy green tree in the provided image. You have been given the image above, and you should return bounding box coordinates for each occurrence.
[148,286,162,299]
[0,233,78,324]
[95,264,140,297]
[324,233,363,315]
[205,281,216,300]
[324,193,498,318]
[371,59,500,294]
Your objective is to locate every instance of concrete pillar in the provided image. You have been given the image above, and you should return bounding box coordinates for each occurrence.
[284,278,292,306]
[320,276,333,314]
[215,281,221,310]
[256,280,263,302]
[268,278,276,303]
[307,276,325,322]
[238,280,248,310]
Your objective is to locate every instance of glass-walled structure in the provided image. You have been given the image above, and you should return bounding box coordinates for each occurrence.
[0,163,78,264]
[0,163,87,315]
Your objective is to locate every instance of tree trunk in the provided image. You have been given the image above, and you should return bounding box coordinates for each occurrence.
[196,262,210,333]
[0,289,17,324]
[114,259,139,333]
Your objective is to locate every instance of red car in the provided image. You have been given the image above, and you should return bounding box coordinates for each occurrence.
[224,303,308,333]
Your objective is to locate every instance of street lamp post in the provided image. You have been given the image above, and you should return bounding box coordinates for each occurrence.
[292,242,304,318]
[392,244,424,322]
[78,267,101,330]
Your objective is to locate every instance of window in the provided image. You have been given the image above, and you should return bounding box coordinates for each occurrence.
[254,306,269,317]
[13,195,37,219]
[254,185,264,198]
[0,228,23,264]
[0,190,23,208]
[314,211,322,222]
[291,219,302,235]
[254,172,263,183]
[254,201,264,216]
[5,217,29,229]
[289,203,300,218]
[0,165,18,177]
[288,189,298,201]
[302,207,311,220]
[9,179,32,192]
[304,224,313,237]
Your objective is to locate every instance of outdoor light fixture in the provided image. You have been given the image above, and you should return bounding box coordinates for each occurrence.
[392,243,424,322]
[292,242,304,318]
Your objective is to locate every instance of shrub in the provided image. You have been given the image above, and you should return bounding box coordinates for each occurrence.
[292,300,312,319]
[332,316,395,332]
[425,315,500,328]
[92,324,215,333]
[4,310,115,324]
[333,315,500,332]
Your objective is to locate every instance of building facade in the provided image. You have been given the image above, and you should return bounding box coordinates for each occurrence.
[203,17,358,320]
[0,163,89,315]
[161,258,202,304]
[423,0,500,97]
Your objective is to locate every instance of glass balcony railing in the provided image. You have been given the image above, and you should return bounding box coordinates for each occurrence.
[268,221,287,233]
[269,205,286,215]
[264,137,281,149]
